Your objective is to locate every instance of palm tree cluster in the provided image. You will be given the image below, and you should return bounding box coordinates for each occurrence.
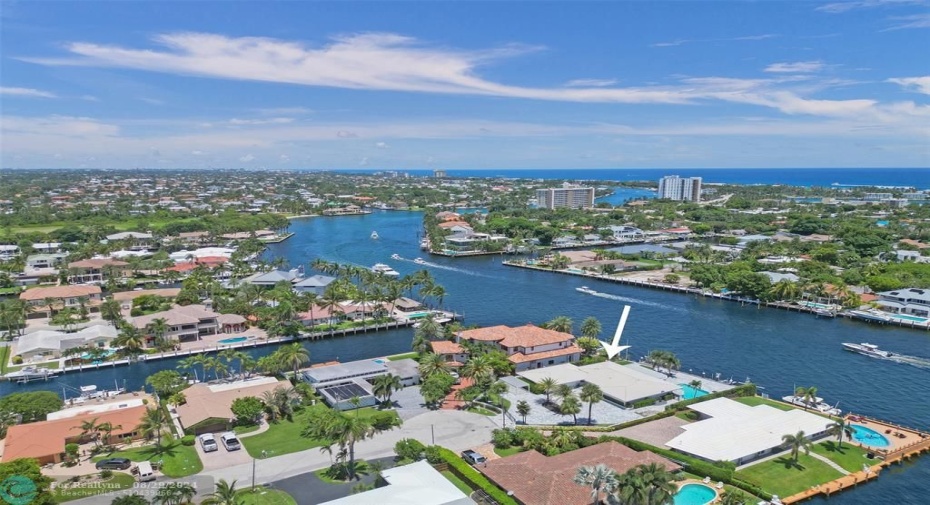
[794,385,819,410]
[371,374,402,407]
[0,299,31,340]
[302,405,401,481]
[177,349,260,382]
[153,482,196,505]
[261,385,301,422]
[574,462,678,505]
[645,350,680,376]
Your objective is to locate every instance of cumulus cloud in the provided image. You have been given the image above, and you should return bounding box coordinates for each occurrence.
[375,141,389,149]
[888,76,930,94]
[764,61,825,73]
[0,86,57,98]
[883,13,930,30]
[229,117,294,125]
[191,150,206,156]
[336,130,358,138]
[239,154,255,163]
[565,78,617,87]
[816,0,927,13]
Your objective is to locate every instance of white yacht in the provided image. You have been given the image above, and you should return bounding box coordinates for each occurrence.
[370,231,379,239]
[576,286,597,294]
[5,366,58,383]
[391,253,402,260]
[781,395,842,416]
[372,263,400,277]
[413,257,427,265]
[842,342,893,359]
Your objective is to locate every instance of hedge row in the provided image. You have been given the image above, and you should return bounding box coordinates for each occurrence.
[435,447,518,505]
[596,435,771,500]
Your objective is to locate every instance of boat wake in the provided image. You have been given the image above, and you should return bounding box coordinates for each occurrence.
[887,354,930,370]
[396,257,496,279]
[579,288,688,313]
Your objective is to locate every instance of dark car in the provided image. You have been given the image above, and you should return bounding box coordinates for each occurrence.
[95,458,132,470]
[461,450,487,465]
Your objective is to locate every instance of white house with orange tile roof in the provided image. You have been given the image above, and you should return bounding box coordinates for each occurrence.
[456,324,582,371]
[429,340,468,367]
[19,284,103,318]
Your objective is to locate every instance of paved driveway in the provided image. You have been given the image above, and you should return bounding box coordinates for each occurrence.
[195,434,253,471]
[391,385,428,420]
[271,456,396,505]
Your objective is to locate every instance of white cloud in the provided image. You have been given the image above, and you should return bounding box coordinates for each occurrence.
[816,0,927,14]
[279,154,290,162]
[239,154,255,163]
[888,76,930,94]
[191,150,206,156]
[764,61,825,73]
[359,156,369,166]
[80,95,100,101]
[0,86,57,98]
[336,130,358,138]
[255,106,313,115]
[652,34,777,47]
[229,117,294,125]
[375,141,389,149]
[883,13,930,30]
[565,78,617,87]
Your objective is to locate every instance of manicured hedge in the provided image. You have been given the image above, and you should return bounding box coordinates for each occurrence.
[435,447,518,505]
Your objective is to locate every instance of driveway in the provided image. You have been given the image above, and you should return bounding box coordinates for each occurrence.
[391,385,428,420]
[194,434,253,471]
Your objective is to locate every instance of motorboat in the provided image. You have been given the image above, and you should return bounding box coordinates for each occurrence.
[782,395,842,416]
[372,263,400,277]
[576,286,597,294]
[814,308,836,318]
[4,366,58,383]
[842,342,893,359]
[391,253,402,260]
[413,258,427,265]
[370,231,379,239]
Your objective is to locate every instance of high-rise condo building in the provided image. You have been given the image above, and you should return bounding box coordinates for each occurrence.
[657,175,702,202]
[536,183,595,209]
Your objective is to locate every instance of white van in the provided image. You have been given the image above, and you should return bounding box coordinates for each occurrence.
[136,461,156,482]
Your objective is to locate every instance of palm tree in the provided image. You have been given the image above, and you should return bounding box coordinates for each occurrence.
[782,430,813,463]
[543,316,573,334]
[516,400,531,424]
[719,490,750,505]
[202,479,240,505]
[554,384,573,402]
[278,342,310,379]
[538,377,558,405]
[137,406,168,446]
[97,421,121,445]
[573,464,617,505]
[461,354,495,386]
[796,385,818,410]
[827,418,849,448]
[580,317,602,339]
[100,298,123,326]
[560,394,582,425]
[417,353,450,378]
[303,409,392,481]
[177,356,200,382]
[73,417,100,446]
[372,374,402,406]
[579,383,604,426]
[612,467,648,505]
[635,462,678,505]
[115,324,145,357]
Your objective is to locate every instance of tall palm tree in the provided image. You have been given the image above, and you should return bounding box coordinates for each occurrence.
[371,374,402,406]
[278,342,311,379]
[100,298,123,326]
[636,462,678,505]
[538,377,558,405]
[612,467,648,505]
[461,354,495,386]
[782,430,813,463]
[573,464,617,505]
[115,324,145,357]
[303,409,391,481]
[202,479,240,505]
[543,316,574,334]
[560,394,582,425]
[73,417,101,446]
[580,317,602,339]
[137,406,168,446]
[417,353,450,378]
[516,400,531,424]
[796,386,819,410]
[827,418,849,448]
[97,421,121,446]
[580,383,604,426]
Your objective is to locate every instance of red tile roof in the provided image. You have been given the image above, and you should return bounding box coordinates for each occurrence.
[479,442,681,505]
[459,324,575,348]
[430,341,464,354]
[508,345,582,364]
[68,258,129,269]
[20,285,101,301]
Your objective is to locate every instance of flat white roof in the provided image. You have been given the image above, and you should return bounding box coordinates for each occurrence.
[207,375,279,393]
[518,362,680,404]
[47,398,145,420]
[319,460,474,505]
[302,359,388,384]
[665,398,832,462]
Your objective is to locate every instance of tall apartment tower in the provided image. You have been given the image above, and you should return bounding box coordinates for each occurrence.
[536,183,595,209]
[657,175,702,202]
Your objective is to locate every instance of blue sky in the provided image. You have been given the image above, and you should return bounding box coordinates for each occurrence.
[1,0,928,169]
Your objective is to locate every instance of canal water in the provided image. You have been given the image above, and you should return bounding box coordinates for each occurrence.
[3,210,928,503]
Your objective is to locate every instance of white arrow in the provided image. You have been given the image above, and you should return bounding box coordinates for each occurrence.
[600,305,633,359]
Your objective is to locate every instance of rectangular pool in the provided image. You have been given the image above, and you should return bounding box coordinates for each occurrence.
[679,384,710,400]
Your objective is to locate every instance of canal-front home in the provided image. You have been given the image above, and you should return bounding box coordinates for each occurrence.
[456,324,582,371]
[19,284,103,319]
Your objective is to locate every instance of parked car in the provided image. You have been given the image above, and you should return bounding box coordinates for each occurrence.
[461,450,486,465]
[220,432,241,451]
[135,461,156,482]
[96,458,132,470]
[199,433,218,452]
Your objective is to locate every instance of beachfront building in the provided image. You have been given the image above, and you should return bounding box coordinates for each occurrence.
[875,288,930,317]
[479,441,681,505]
[14,323,118,362]
[66,258,129,284]
[665,397,832,465]
[320,460,474,505]
[19,285,103,319]
[128,304,227,345]
[658,175,702,202]
[456,324,582,372]
[300,358,420,410]
[0,404,147,465]
[536,184,595,209]
[519,362,681,408]
[177,376,285,434]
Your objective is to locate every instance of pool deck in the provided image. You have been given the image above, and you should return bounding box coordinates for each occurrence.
[782,415,930,504]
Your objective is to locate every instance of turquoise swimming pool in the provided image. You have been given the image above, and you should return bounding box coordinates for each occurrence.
[893,314,928,323]
[673,483,716,505]
[218,336,249,344]
[679,384,709,400]
[850,424,890,448]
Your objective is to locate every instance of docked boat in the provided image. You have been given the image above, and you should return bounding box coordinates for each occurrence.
[814,308,836,318]
[413,258,427,265]
[391,253,402,260]
[372,263,400,277]
[782,395,842,416]
[576,286,597,294]
[842,342,893,359]
[371,231,379,239]
[4,366,58,383]
[848,309,892,323]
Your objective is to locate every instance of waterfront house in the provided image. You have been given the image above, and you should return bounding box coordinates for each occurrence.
[456,324,582,371]
[339,301,389,321]
[0,244,21,262]
[67,258,129,284]
[177,376,285,434]
[875,288,930,317]
[20,284,103,319]
[603,225,645,242]
[105,231,154,251]
[129,304,222,345]
[665,397,831,465]
[14,322,118,362]
[242,268,303,287]
[300,358,420,410]
[293,274,336,295]
[518,362,681,408]
[25,253,69,270]
[429,340,468,367]
[31,242,64,253]
[0,405,147,465]
[320,460,474,505]
[392,297,424,314]
[479,441,680,505]
[297,304,341,327]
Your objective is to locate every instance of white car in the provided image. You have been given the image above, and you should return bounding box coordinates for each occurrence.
[199,433,218,453]
[220,432,241,451]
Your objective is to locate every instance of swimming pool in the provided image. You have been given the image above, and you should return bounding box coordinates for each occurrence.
[849,424,891,448]
[892,314,928,323]
[679,384,709,400]
[673,483,717,505]
[218,336,249,344]
[372,359,386,364]
[406,311,432,319]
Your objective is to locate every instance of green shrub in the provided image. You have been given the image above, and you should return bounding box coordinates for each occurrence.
[436,447,518,505]
[394,438,425,461]
[180,435,195,446]
[99,469,113,479]
[424,445,443,464]
[12,355,23,365]
[370,412,399,431]
[528,383,545,395]
[632,398,656,408]
[491,428,516,449]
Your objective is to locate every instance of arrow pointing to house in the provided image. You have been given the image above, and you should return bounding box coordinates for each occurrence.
[600,305,632,359]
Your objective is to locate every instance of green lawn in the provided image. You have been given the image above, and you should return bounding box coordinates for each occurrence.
[53,472,135,503]
[386,352,419,361]
[493,446,523,457]
[92,439,203,478]
[466,406,496,416]
[441,470,475,495]
[737,453,843,497]
[241,405,395,458]
[0,346,10,374]
[5,360,61,372]
[235,424,261,435]
[734,396,795,411]
[237,489,297,505]
[811,441,873,473]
